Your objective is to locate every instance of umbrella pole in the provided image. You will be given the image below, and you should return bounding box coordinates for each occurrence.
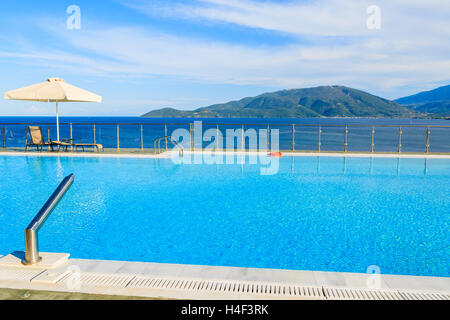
[56,101,60,142]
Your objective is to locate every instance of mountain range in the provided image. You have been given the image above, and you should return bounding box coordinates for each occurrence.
[142,85,450,119]
[395,85,450,117]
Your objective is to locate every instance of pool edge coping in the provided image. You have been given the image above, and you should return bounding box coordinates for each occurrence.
[1,150,450,159]
[0,255,449,300]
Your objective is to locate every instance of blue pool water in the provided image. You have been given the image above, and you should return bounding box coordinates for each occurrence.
[0,155,449,277]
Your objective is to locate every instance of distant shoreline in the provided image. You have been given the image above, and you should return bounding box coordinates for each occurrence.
[0,116,448,125]
[140,115,449,120]
[0,115,447,120]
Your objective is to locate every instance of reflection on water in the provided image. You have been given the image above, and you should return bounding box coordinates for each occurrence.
[55,157,64,180]
[207,155,435,177]
[299,156,434,177]
[343,157,347,175]
[370,157,374,175]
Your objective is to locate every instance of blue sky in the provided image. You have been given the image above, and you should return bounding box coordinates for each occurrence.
[0,0,449,116]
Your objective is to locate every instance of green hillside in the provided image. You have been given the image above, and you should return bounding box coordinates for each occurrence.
[142,86,419,118]
[396,85,450,117]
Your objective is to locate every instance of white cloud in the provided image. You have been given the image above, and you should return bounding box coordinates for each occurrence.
[123,0,450,38]
[1,0,449,101]
[116,0,450,94]
[123,0,370,36]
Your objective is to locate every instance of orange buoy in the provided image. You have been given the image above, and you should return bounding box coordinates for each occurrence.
[269,152,283,158]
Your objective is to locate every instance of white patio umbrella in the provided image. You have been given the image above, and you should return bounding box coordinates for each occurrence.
[4,78,102,141]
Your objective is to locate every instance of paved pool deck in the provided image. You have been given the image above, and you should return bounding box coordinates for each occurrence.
[0,287,160,300]
[0,253,448,300]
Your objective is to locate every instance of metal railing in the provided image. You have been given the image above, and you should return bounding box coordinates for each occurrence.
[22,174,75,266]
[1,122,449,154]
[154,135,184,155]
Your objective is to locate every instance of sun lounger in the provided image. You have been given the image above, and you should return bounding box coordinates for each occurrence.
[26,126,103,152]
[72,143,103,152]
[26,126,59,151]
[56,139,103,152]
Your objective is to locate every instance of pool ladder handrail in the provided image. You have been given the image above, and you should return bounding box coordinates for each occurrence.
[154,136,184,156]
[22,174,75,265]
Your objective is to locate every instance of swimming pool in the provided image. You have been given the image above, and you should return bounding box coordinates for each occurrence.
[0,155,449,277]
